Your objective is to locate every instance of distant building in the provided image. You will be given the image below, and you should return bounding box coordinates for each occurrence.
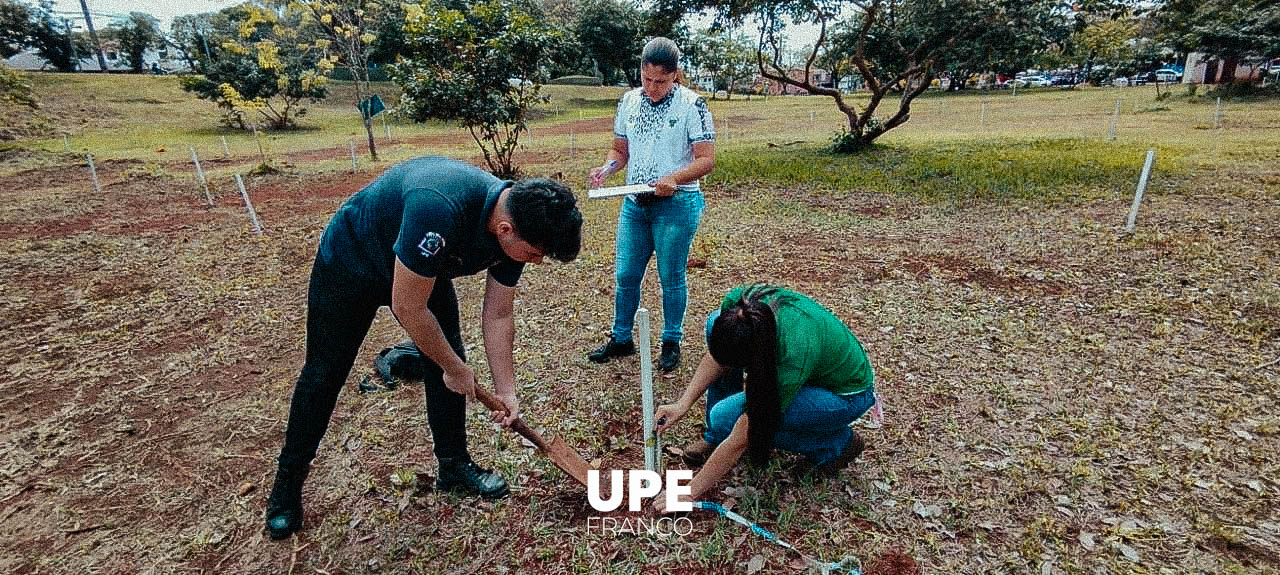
[759,67,832,95]
[1183,52,1268,84]
[3,41,188,73]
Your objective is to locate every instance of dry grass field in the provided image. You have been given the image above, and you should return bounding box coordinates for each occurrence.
[1,74,1277,574]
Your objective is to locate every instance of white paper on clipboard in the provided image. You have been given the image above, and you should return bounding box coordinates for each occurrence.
[588,184,654,199]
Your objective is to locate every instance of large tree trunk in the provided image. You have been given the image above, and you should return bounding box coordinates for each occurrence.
[1220,57,1239,85]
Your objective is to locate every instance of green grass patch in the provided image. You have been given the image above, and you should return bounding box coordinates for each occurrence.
[707,138,1188,201]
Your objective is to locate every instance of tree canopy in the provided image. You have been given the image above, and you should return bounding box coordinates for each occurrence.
[393,0,564,177]
[575,0,644,85]
[679,0,1073,151]
[1159,0,1280,74]
[179,1,332,130]
[111,12,162,73]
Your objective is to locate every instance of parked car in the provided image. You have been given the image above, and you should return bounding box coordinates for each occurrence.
[1050,74,1077,86]
[1012,75,1052,88]
[1154,68,1182,82]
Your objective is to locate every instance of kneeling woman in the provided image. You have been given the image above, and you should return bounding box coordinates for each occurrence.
[653,284,876,512]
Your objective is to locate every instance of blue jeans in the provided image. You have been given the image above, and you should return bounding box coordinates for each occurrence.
[701,310,875,464]
[611,192,705,344]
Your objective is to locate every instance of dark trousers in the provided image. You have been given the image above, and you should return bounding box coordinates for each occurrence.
[277,258,469,468]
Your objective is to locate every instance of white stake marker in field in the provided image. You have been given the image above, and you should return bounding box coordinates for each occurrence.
[637,307,659,472]
[252,125,266,164]
[349,139,357,172]
[1108,98,1121,141]
[382,114,391,141]
[86,153,101,194]
[234,173,264,235]
[1125,149,1156,234]
[221,136,230,159]
[980,101,986,129]
[190,146,213,206]
[1214,97,1222,129]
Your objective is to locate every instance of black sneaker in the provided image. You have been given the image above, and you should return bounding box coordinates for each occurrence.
[658,341,681,372]
[587,336,636,363]
[436,457,510,499]
[265,463,310,540]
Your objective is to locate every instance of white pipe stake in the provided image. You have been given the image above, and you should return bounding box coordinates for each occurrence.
[190,146,213,206]
[220,136,230,159]
[383,114,391,140]
[349,139,357,172]
[252,125,266,164]
[980,101,986,128]
[234,173,264,235]
[1108,98,1120,140]
[1125,149,1156,234]
[86,153,100,194]
[638,308,657,472]
[1214,97,1222,129]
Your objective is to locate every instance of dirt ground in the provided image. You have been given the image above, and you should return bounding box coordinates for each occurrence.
[2,91,1279,574]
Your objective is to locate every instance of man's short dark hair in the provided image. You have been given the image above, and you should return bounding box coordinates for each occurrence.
[506,178,583,262]
[641,37,681,73]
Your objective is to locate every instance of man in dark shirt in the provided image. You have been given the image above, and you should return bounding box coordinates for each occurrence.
[266,156,583,540]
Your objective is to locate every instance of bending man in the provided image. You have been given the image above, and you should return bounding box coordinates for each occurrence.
[266,156,583,539]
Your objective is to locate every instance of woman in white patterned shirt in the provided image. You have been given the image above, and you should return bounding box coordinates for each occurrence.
[587,37,716,373]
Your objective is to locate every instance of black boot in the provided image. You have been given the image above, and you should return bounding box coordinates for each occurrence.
[265,462,310,540]
[587,336,636,364]
[658,340,681,372]
[436,456,509,499]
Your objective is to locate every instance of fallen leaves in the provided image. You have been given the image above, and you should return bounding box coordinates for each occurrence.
[911,502,942,519]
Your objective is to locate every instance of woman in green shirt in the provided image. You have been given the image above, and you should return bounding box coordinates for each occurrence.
[653,284,876,512]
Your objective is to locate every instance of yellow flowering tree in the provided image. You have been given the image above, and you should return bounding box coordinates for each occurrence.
[179,1,332,130]
[296,0,385,161]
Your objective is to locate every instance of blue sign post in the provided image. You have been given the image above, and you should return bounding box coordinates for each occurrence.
[358,94,385,120]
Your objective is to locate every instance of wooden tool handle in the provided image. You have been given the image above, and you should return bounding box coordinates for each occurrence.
[471,385,551,452]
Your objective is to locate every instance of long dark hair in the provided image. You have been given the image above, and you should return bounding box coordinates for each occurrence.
[708,285,781,466]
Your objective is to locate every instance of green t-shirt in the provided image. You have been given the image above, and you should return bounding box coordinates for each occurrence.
[721,286,874,412]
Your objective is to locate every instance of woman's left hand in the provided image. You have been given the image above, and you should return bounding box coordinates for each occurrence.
[653,175,678,197]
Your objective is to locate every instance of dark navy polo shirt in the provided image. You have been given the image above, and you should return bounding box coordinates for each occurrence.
[316,156,525,290]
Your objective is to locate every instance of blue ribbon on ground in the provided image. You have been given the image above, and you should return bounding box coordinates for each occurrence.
[693,501,862,575]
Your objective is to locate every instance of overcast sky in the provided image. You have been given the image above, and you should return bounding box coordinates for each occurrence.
[49,0,821,49]
[48,0,235,31]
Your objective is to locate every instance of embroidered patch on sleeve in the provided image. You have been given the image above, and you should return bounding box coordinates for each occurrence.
[417,232,445,258]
